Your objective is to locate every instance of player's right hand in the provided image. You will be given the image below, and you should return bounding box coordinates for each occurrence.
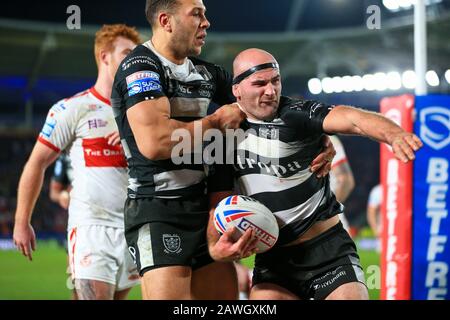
[209,227,258,262]
[389,132,423,163]
[213,103,246,133]
[13,223,36,261]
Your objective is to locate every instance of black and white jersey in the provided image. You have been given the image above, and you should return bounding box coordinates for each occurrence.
[112,41,234,199]
[233,96,343,245]
[52,153,73,186]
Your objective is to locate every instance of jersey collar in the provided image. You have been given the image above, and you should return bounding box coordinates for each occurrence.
[89,87,111,106]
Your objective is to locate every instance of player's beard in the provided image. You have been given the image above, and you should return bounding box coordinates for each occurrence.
[171,29,202,58]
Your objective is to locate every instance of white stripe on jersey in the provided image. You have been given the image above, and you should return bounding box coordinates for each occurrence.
[154,169,206,192]
[276,187,327,227]
[237,133,303,159]
[237,167,313,195]
[169,97,210,118]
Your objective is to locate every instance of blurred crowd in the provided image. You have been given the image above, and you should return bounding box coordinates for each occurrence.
[0,134,68,238]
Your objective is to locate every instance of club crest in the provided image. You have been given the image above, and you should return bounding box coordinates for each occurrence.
[163,234,182,254]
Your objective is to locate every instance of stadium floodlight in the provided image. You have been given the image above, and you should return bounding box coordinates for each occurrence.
[402,70,417,89]
[374,72,388,91]
[307,68,448,94]
[445,69,450,84]
[331,76,344,93]
[383,0,442,11]
[351,75,364,92]
[321,77,334,94]
[342,76,354,93]
[386,71,402,90]
[308,78,322,94]
[363,74,376,91]
[383,0,400,10]
[425,70,439,87]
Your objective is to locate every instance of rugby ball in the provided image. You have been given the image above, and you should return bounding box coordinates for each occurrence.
[213,195,279,253]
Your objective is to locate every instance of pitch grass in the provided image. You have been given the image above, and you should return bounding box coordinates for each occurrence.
[0,240,379,300]
[0,240,142,300]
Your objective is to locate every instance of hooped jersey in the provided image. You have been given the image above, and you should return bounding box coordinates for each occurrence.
[232,96,344,245]
[111,41,234,200]
[52,153,73,187]
[38,87,128,229]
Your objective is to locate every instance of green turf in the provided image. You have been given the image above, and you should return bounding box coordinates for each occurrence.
[0,240,142,300]
[1,239,379,300]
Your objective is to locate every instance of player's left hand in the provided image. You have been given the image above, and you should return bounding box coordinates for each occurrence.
[105,131,121,146]
[310,135,336,178]
[389,132,423,163]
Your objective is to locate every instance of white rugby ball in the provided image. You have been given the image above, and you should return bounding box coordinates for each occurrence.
[213,195,279,253]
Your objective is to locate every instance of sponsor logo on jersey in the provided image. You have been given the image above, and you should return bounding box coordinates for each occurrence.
[163,234,182,254]
[259,127,278,139]
[126,71,162,97]
[237,218,277,247]
[51,101,67,113]
[87,119,108,129]
[198,82,214,98]
[41,117,57,138]
[88,104,102,111]
[122,55,159,71]
[82,137,127,167]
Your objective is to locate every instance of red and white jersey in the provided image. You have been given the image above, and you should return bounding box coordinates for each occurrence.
[329,135,348,193]
[38,87,127,229]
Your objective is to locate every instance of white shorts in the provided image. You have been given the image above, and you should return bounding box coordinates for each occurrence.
[68,225,140,291]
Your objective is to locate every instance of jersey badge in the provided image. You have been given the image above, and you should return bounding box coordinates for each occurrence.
[126,70,162,97]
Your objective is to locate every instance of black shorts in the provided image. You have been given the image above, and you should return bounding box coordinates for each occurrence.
[252,222,366,300]
[124,196,214,275]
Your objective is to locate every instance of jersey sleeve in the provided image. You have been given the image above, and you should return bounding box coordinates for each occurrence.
[279,98,334,138]
[211,64,235,106]
[38,99,77,153]
[112,48,166,111]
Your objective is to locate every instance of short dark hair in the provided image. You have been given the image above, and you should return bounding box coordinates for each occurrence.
[145,0,181,27]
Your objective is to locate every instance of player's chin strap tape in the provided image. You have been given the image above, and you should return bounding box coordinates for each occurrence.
[232,62,279,85]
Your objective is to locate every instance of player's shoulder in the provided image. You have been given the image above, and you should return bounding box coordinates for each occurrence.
[279,96,326,111]
[117,44,163,76]
[277,96,305,114]
[49,89,90,115]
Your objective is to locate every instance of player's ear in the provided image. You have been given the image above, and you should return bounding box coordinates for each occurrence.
[99,50,109,67]
[159,12,172,32]
[232,84,241,100]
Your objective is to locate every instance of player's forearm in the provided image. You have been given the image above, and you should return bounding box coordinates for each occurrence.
[135,114,219,160]
[15,162,45,225]
[344,106,405,144]
[367,207,378,235]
